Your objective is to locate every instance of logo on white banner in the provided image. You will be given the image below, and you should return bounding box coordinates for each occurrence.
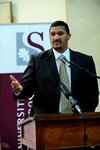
[16,32,45,65]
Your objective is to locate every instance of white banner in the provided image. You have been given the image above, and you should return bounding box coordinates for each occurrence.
[0,22,51,150]
[0,23,51,73]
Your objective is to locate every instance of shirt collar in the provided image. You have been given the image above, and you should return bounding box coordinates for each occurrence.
[53,47,70,61]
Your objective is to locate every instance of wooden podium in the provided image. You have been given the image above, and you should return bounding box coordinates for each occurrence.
[18,112,100,150]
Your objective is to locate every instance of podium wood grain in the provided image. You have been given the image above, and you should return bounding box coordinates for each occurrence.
[18,112,100,150]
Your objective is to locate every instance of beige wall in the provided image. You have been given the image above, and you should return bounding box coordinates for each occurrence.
[0,0,67,23]
[0,0,100,111]
[67,0,100,111]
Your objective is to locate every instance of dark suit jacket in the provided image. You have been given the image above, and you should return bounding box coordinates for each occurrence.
[13,48,99,116]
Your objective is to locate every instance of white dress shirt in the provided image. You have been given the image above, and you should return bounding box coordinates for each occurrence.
[52,47,71,112]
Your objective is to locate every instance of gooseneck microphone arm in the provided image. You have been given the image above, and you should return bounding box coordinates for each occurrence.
[58,55,100,79]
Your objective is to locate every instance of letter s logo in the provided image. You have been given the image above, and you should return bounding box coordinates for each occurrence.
[27,32,44,51]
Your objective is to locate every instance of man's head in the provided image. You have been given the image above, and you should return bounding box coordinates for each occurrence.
[49,20,71,53]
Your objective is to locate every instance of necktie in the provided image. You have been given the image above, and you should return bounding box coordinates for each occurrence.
[59,60,72,113]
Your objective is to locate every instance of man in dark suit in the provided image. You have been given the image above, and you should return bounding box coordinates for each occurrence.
[10,20,99,116]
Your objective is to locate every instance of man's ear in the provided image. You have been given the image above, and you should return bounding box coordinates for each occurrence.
[68,33,71,40]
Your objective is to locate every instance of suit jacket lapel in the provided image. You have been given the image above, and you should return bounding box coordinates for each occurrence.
[70,49,78,93]
[44,48,79,90]
[45,48,60,83]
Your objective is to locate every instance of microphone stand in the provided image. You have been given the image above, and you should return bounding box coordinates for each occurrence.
[68,60,100,147]
[83,115,88,149]
[58,56,99,148]
[58,55,100,79]
[69,60,100,79]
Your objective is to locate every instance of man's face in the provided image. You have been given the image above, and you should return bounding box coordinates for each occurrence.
[49,26,71,53]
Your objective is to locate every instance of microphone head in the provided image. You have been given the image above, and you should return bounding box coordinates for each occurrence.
[58,55,67,63]
[58,55,70,66]
[59,82,72,98]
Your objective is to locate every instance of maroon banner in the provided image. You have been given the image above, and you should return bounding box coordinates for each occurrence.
[0,73,32,150]
[0,23,51,150]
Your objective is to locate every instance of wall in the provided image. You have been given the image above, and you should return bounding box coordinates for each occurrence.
[0,0,100,111]
[67,0,100,111]
[0,0,67,23]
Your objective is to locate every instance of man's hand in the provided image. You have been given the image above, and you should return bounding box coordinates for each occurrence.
[10,75,23,93]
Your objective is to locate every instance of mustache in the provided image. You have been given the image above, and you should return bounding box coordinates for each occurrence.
[53,40,61,43]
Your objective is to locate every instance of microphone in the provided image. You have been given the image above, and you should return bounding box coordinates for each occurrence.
[59,82,84,117]
[58,55,70,67]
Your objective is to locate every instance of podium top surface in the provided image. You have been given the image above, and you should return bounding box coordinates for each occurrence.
[18,112,100,126]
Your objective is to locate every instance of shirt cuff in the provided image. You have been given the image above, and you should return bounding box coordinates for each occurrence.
[13,86,23,96]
